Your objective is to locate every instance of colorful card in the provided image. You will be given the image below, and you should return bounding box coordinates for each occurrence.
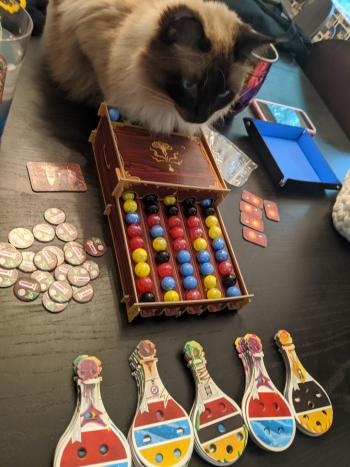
[240,201,263,219]
[242,227,267,247]
[242,190,264,209]
[240,212,264,232]
[27,162,87,192]
[264,200,280,222]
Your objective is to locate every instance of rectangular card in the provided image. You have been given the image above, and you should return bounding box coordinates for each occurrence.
[240,200,263,219]
[242,227,267,247]
[264,200,280,222]
[242,190,264,209]
[240,212,264,232]
[27,162,87,192]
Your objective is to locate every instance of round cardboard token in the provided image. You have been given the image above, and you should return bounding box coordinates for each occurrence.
[56,223,78,242]
[31,270,55,292]
[34,250,58,271]
[84,237,107,257]
[67,266,90,287]
[8,228,34,249]
[42,245,65,266]
[42,292,68,313]
[64,244,86,266]
[18,251,37,273]
[44,208,66,225]
[0,267,18,288]
[54,263,73,281]
[33,223,55,242]
[63,241,83,253]
[0,242,22,269]
[48,280,73,303]
[13,278,41,302]
[72,283,94,303]
[82,260,100,280]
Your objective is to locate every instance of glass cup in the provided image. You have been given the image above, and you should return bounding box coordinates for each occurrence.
[0,6,33,139]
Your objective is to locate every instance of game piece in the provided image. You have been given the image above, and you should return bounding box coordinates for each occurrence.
[187,216,201,228]
[123,199,138,213]
[18,251,37,273]
[173,238,187,251]
[72,284,94,303]
[218,261,233,275]
[32,223,55,242]
[207,288,222,299]
[44,208,66,225]
[157,263,173,278]
[136,277,153,293]
[127,224,142,238]
[135,262,151,278]
[67,267,90,287]
[242,190,264,209]
[8,228,34,249]
[180,263,194,277]
[27,162,87,192]
[125,212,140,224]
[203,207,216,217]
[141,292,155,302]
[165,205,178,217]
[242,227,268,248]
[42,246,65,266]
[14,278,41,302]
[176,250,191,264]
[161,276,176,291]
[240,201,263,219]
[63,241,83,252]
[150,225,164,238]
[64,243,87,266]
[264,200,280,222]
[0,243,22,269]
[275,330,333,436]
[42,292,68,313]
[49,281,73,303]
[54,264,72,282]
[208,225,222,239]
[182,197,196,207]
[163,195,177,206]
[108,106,121,121]
[212,238,225,250]
[34,250,58,271]
[200,199,213,207]
[31,271,55,292]
[53,355,131,467]
[184,206,197,217]
[189,227,204,240]
[170,226,184,239]
[164,290,180,301]
[205,216,219,228]
[145,204,159,215]
[215,249,229,262]
[196,250,211,263]
[143,194,158,205]
[130,237,145,250]
[167,216,181,228]
[56,223,78,242]
[152,237,167,252]
[240,212,264,233]
[155,251,170,264]
[183,276,198,290]
[222,274,237,287]
[204,275,217,289]
[184,341,248,465]
[186,289,202,300]
[122,191,135,200]
[129,340,194,466]
[199,262,214,276]
[235,334,296,452]
[193,238,207,252]
[226,286,241,297]
[132,248,148,264]
[0,267,18,288]
[146,214,160,227]
[84,237,107,257]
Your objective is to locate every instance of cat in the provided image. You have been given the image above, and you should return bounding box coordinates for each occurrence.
[44,0,272,134]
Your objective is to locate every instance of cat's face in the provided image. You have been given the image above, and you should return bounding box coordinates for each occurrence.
[141,4,271,125]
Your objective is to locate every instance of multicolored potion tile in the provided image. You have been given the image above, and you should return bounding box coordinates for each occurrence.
[275,330,333,436]
[53,355,131,467]
[238,334,296,452]
[184,340,247,465]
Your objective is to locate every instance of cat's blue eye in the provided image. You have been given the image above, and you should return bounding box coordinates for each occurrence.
[218,89,231,99]
[182,78,198,91]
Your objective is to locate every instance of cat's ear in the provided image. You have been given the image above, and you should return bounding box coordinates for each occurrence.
[158,5,211,52]
[234,23,273,61]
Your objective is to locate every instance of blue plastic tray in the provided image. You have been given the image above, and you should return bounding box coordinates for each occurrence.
[244,118,341,190]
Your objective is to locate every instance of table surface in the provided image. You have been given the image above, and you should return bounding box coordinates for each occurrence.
[0,38,349,467]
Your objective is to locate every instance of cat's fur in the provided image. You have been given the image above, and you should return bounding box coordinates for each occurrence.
[44,0,271,134]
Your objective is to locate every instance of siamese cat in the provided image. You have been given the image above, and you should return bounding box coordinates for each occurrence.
[44,0,271,134]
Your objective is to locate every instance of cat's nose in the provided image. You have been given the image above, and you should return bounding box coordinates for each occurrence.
[176,106,210,124]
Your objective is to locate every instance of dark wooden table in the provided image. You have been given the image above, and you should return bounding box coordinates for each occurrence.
[0,39,349,467]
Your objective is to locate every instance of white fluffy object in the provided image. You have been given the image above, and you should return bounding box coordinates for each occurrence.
[332,170,350,242]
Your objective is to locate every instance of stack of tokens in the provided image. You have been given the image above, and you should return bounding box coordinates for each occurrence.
[234,334,296,452]
[183,340,248,465]
[128,340,194,467]
[0,207,104,313]
[53,355,131,467]
[123,191,155,304]
[275,330,333,436]
[143,194,179,303]
[201,199,241,298]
